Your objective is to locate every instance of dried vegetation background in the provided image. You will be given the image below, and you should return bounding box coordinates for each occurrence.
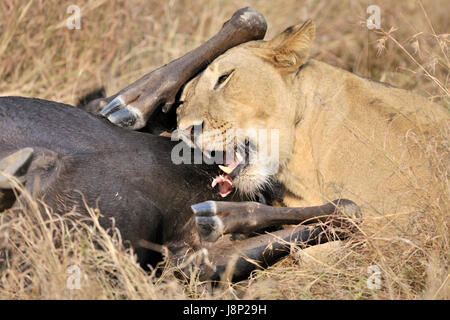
[0,0,448,299]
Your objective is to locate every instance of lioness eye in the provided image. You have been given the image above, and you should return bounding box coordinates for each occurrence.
[214,70,234,90]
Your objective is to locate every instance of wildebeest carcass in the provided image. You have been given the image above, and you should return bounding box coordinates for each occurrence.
[0,8,359,281]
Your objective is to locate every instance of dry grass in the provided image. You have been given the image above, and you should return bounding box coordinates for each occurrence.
[0,0,449,299]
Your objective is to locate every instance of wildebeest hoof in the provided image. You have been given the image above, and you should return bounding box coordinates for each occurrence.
[195,216,224,242]
[331,199,361,220]
[100,97,145,130]
[191,201,217,216]
[192,201,224,242]
[106,107,139,128]
[99,96,123,117]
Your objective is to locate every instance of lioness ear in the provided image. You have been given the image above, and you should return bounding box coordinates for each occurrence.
[264,20,315,72]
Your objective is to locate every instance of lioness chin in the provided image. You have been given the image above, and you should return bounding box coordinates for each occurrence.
[176,20,448,217]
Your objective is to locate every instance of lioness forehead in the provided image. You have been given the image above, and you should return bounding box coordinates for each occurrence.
[206,42,264,71]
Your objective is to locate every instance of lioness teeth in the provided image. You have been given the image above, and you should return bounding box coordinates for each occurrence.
[219,165,233,174]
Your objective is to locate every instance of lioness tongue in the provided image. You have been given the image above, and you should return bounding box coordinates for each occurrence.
[211,173,234,198]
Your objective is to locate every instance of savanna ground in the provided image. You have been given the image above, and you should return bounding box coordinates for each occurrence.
[0,0,448,299]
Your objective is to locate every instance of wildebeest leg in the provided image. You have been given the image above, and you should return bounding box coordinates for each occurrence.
[192,199,361,242]
[191,199,359,242]
[99,7,267,130]
[177,224,345,282]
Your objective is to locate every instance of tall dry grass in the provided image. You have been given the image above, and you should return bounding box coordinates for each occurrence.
[0,0,449,299]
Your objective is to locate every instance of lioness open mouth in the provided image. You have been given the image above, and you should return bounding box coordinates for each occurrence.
[177,127,269,198]
[211,142,252,197]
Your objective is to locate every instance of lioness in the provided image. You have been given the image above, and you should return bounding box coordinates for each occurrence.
[176,20,448,217]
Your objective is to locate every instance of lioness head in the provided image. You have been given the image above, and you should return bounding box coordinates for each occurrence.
[176,20,315,197]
